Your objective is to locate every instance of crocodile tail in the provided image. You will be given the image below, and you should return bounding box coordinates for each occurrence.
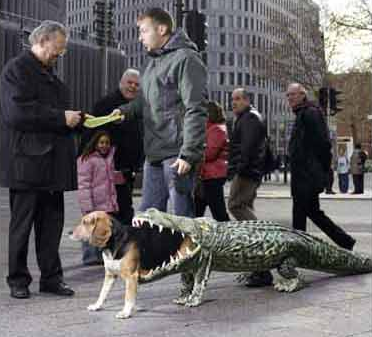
[294,231,372,275]
[309,240,372,275]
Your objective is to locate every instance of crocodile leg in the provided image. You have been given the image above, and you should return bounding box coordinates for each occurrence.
[274,257,307,292]
[173,272,194,305]
[184,252,213,307]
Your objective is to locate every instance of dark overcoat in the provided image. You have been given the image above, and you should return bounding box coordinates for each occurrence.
[0,50,77,191]
[288,101,332,197]
[228,106,266,181]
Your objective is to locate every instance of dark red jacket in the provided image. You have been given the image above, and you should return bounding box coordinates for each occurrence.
[200,121,229,180]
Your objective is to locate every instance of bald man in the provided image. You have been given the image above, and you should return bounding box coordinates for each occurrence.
[286,83,355,250]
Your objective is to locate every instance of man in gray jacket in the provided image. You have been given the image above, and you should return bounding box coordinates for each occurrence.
[115,8,208,217]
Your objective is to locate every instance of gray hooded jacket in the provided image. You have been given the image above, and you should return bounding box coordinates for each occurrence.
[120,29,208,165]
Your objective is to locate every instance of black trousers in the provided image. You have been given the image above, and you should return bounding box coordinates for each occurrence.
[325,168,335,192]
[352,174,364,194]
[7,189,64,288]
[194,178,230,221]
[116,183,134,225]
[292,193,354,249]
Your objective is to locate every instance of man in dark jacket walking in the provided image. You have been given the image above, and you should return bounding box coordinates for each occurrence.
[228,88,266,220]
[227,88,273,287]
[0,21,81,298]
[286,83,355,250]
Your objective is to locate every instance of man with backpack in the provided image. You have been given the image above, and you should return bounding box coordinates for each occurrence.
[228,88,273,287]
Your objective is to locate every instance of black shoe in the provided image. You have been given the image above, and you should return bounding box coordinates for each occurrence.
[10,286,30,299]
[245,271,274,287]
[40,282,75,296]
[342,238,356,251]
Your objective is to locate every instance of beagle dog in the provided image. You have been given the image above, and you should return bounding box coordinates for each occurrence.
[71,211,190,319]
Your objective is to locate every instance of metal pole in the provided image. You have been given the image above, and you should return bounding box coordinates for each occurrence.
[102,0,108,95]
[175,0,184,28]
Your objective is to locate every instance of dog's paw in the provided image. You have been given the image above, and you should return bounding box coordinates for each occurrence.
[184,295,202,307]
[87,303,102,311]
[173,296,188,305]
[115,310,131,319]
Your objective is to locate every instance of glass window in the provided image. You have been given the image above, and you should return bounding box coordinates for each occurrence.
[237,73,243,85]
[229,72,235,85]
[219,73,225,85]
[245,73,250,85]
[220,53,225,66]
[219,15,225,28]
[229,52,234,66]
[220,33,225,46]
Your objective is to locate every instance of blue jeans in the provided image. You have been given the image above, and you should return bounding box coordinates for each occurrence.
[139,157,195,217]
[338,173,349,193]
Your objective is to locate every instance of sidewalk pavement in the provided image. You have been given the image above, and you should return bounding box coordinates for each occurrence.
[132,172,372,200]
[0,183,371,337]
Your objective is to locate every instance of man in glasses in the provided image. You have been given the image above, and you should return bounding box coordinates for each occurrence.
[0,21,81,299]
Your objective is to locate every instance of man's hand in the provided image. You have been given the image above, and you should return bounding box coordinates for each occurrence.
[65,110,82,128]
[171,158,191,175]
[110,109,125,123]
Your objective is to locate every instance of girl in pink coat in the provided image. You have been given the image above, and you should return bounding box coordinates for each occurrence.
[77,130,121,265]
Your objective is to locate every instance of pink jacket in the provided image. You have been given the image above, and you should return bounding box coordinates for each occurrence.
[77,148,119,214]
[200,122,229,180]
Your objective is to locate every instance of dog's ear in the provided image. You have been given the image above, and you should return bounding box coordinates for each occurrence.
[89,215,112,247]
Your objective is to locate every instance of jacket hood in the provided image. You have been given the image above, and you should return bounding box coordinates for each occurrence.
[149,28,198,57]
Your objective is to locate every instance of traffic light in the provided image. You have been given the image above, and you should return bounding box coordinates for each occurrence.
[186,10,208,52]
[318,87,328,111]
[93,0,105,46]
[105,1,115,46]
[329,87,343,115]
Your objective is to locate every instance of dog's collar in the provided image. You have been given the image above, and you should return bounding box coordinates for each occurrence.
[104,217,128,258]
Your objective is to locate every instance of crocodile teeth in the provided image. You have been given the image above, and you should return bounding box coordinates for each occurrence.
[162,261,166,268]
[158,225,163,233]
[170,256,175,264]
[149,221,153,228]
[181,233,185,238]
[185,247,192,255]
[191,237,196,243]
[177,250,183,259]
[171,228,175,235]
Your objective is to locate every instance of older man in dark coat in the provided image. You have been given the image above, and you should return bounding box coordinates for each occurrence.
[0,21,81,298]
[286,83,355,250]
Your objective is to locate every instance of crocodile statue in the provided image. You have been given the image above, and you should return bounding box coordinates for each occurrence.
[131,208,372,307]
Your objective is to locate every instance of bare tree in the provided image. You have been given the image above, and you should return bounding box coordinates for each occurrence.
[331,72,372,146]
[262,2,327,93]
[331,0,372,32]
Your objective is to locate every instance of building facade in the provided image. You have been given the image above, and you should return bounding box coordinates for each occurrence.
[0,0,65,22]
